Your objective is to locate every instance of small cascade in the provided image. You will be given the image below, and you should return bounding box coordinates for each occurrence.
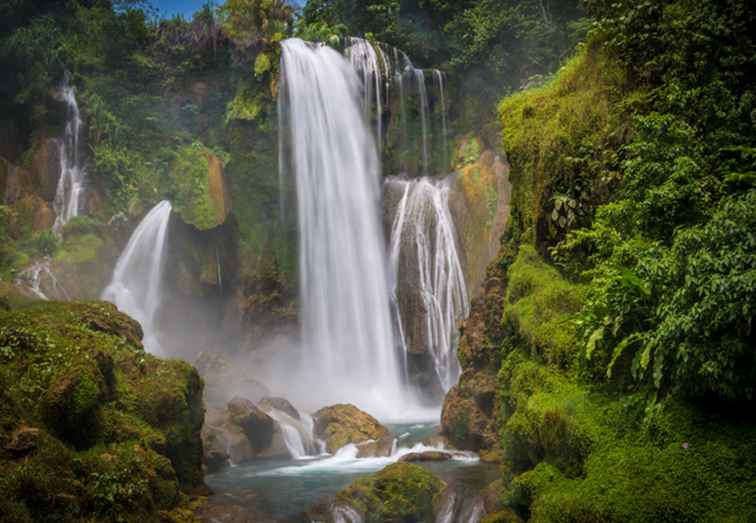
[435,491,457,523]
[387,176,469,392]
[15,259,68,301]
[266,408,320,459]
[279,38,409,417]
[333,504,363,523]
[102,201,172,354]
[338,37,448,176]
[53,77,87,233]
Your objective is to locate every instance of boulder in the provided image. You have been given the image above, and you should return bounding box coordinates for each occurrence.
[313,404,390,453]
[333,462,446,523]
[355,434,395,458]
[0,302,205,521]
[258,397,300,420]
[226,397,275,452]
[399,451,453,463]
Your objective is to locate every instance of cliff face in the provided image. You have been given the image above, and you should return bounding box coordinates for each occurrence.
[0,301,205,522]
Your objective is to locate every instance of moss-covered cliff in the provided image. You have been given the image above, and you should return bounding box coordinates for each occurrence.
[447,2,756,519]
[0,301,205,522]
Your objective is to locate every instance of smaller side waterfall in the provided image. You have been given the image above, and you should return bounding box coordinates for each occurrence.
[53,79,87,233]
[102,201,172,354]
[387,176,469,392]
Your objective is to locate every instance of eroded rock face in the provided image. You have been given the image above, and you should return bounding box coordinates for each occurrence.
[440,243,513,455]
[313,404,390,453]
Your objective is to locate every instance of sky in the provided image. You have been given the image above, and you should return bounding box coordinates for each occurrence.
[151,0,305,20]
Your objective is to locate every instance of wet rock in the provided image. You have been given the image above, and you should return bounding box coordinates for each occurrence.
[313,404,390,453]
[202,425,230,473]
[30,137,61,202]
[399,450,453,463]
[258,397,300,420]
[355,434,395,458]
[226,397,275,452]
[441,372,499,451]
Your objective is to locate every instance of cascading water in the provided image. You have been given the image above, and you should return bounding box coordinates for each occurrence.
[387,176,469,392]
[15,259,68,301]
[102,201,172,354]
[265,409,320,459]
[278,38,410,418]
[53,78,87,233]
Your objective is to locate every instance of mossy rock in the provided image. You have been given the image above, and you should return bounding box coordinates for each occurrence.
[0,301,205,520]
[170,143,231,231]
[313,404,390,453]
[335,462,446,523]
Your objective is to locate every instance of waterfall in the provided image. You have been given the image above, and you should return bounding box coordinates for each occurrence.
[278,38,409,417]
[53,78,87,233]
[346,37,387,152]
[387,176,469,392]
[102,201,172,354]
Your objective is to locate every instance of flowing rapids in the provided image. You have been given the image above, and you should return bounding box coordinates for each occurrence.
[278,38,413,418]
[387,175,470,392]
[102,201,172,354]
[53,77,87,232]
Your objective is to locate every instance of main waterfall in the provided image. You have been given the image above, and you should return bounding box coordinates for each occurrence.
[102,201,172,354]
[278,39,410,418]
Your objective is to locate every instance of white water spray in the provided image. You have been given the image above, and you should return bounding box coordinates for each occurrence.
[278,38,410,418]
[53,79,87,232]
[102,201,172,354]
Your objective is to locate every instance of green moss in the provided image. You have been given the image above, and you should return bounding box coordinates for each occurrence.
[504,246,585,367]
[336,463,446,523]
[54,233,104,264]
[498,42,629,245]
[254,52,272,77]
[170,143,222,231]
[499,351,756,522]
[0,301,205,520]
